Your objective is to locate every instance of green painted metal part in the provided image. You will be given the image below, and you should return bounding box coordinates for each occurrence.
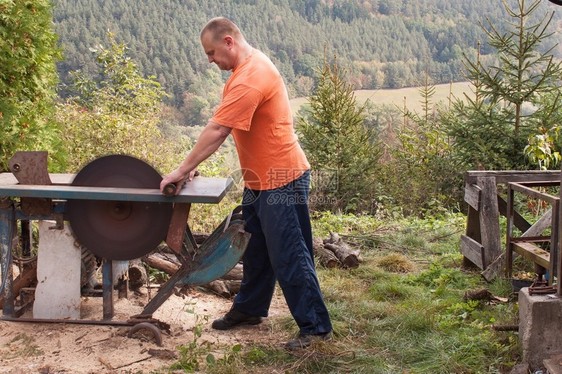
[140,212,250,315]
[179,221,250,285]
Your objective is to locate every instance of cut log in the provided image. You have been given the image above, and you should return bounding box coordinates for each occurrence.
[144,254,179,275]
[313,237,340,268]
[316,245,341,268]
[201,280,230,298]
[313,237,324,253]
[128,259,148,290]
[221,263,243,281]
[143,253,242,298]
[325,232,341,244]
[324,242,360,269]
[223,280,241,295]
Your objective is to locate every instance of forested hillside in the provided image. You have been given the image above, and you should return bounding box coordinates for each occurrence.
[52,0,562,106]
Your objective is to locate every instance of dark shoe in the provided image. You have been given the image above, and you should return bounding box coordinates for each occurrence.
[211,308,263,330]
[284,332,332,350]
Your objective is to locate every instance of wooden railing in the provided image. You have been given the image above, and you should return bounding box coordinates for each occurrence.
[461,171,560,290]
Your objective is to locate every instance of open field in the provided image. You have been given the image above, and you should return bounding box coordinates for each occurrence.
[290,81,474,115]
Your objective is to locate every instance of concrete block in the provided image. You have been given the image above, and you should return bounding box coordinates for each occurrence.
[519,288,562,370]
[509,362,529,374]
[544,353,562,374]
[33,221,81,319]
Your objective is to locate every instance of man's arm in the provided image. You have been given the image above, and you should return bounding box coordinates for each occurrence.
[160,121,232,193]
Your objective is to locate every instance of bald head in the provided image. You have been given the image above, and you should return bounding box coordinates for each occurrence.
[201,17,244,42]
[200,17,253,71]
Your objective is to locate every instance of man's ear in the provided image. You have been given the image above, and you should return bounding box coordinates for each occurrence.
[224,35,234,47]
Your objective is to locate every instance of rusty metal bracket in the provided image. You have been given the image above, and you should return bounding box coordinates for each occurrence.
[529,279,557,295]
[127,322,163,346]
[9,151,53,216]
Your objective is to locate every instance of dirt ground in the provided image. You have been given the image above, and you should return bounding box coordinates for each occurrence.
[0,287,290,374]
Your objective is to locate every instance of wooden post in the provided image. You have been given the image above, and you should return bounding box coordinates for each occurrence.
[461,182,482,268]
[476,176,502,269]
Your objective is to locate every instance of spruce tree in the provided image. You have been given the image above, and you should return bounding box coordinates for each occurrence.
[447,0,562,170]
[297,57,381,212]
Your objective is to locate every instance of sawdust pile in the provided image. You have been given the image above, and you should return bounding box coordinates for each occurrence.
[0,287,289,373]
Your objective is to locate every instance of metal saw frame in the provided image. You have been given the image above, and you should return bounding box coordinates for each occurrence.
[0,152,248,330]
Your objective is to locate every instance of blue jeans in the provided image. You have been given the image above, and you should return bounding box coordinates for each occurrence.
[233,171,332,335]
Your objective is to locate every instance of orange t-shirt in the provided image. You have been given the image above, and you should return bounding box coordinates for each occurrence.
[211,49,310,190]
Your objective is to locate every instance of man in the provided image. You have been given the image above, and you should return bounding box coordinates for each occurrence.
[160,17,332,350]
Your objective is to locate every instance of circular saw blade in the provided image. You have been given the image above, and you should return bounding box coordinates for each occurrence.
[66,155,172,261]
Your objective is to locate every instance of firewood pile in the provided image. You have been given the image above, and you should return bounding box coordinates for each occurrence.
[314,232,362,269]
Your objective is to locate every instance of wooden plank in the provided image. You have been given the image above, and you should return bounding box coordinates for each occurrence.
[497,195,531,233]
[0,175,233,204]
[522,208,552,237]
[465,170,560,184]
[465,205,481,242]
[464,183,481,211]
[509,182,559,205]
[481,252,504,282]
[460,234,484,269]
[512,242,550,270]
[493,211,552,282]
[514,180,560,188]
[477,176,502,266]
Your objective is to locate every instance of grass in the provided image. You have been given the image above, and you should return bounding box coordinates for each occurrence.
[290,81,474,116]
[164,211,522,373]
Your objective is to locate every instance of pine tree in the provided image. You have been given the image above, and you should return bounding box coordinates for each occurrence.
[297,57,381,212]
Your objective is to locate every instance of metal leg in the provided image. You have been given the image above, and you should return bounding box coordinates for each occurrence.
[0,199,15,317]
[140,262,192,315]
[102,260,114,320]
[20,220,31,257]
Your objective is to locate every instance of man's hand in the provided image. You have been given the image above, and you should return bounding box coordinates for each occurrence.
[160,169,198,196]
[160,120,229,196]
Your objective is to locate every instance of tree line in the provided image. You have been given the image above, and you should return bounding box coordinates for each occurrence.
[52,0,562,112]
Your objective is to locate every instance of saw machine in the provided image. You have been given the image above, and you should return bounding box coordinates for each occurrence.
[0,151,249,332]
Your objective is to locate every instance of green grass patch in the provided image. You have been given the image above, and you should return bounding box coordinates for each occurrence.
[168,211,520,373]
